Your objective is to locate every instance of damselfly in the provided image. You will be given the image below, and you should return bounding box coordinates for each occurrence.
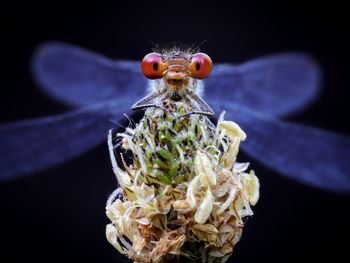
[0,42,349,194]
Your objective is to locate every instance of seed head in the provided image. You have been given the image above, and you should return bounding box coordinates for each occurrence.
[106,101,259,263]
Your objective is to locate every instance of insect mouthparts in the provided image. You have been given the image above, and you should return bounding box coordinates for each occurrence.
[171,92,182,101]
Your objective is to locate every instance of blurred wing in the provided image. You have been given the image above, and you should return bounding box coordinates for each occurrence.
[205,53,321,117]
[32,41,147,107]
[0,99,129,181]
[212,102,350,193]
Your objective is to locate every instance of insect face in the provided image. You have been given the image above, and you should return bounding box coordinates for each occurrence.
[141,52,213,90]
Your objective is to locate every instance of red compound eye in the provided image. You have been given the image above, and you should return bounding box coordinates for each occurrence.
[189,53,213,79]
[141,53,165,79]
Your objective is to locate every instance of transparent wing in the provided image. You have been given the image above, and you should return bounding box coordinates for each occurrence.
[32,42,321,116]
[0,99,129,181]
[212,102,350,193]
[32,41,148,107]
[205,53,321,117]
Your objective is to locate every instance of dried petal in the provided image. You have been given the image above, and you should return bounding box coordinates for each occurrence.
[192,224,218,243]
[108,130,131,187]
[234,162,250,172]
[216,188,238,215]
[106,224,127,254]
[186,175,201,208]
[232,197,253,221]
[133,183,155,201]
[222,138,240,169]
[172,199,190,211]
[133,235,146,255]
[194,188,213,224]
[194,150,217,186]
[134,217,150,225]
[218,120,247,141]
[209,249,226,258]
[242,170,260,205]
[219,224,235,233]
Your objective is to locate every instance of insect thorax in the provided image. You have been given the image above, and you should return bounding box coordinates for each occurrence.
[151,78,201,101]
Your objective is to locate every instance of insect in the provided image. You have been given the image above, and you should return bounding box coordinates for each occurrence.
[132,50,215,117]
[0,42,349,193]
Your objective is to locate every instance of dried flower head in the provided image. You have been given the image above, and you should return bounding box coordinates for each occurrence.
[106,99,259,263]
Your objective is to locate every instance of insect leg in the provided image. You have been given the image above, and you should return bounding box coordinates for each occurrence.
[176,91,215,119]
[132,103,164,111]
[188,91,215,116]
[131,88,166,111]
[176,111,214,119]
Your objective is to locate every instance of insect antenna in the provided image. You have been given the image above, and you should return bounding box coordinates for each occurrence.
[192,39,208,53]
[146,38,160,53]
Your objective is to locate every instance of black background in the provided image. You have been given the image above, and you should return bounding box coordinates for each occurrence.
[0,1,349,262]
